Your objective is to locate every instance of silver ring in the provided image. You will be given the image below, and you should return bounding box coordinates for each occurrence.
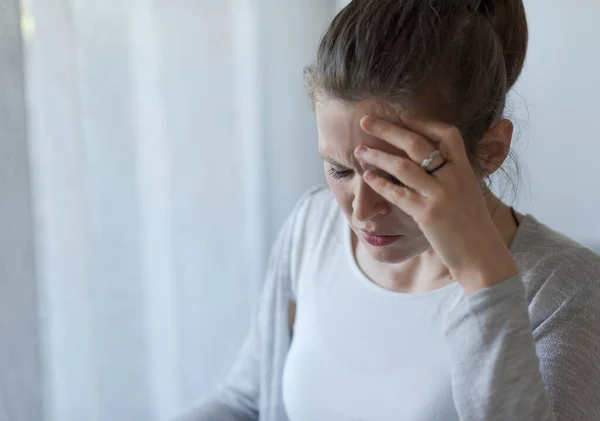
[420,150,442,169]
[425,159,449,174]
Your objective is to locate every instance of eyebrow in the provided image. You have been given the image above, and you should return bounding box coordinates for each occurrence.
[319,153,352,169]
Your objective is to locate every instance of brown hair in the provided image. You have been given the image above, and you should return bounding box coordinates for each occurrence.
[305,0,528,177]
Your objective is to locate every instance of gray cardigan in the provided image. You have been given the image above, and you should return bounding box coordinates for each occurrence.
[175,187,600,421]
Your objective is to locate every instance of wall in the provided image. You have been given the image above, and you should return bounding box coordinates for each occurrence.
[513,0,600,248]
[0,0,43,420]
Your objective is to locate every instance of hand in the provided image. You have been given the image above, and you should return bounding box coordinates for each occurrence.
[355,114,517,295]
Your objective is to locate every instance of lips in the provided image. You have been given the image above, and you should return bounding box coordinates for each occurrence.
[359,230,403,247]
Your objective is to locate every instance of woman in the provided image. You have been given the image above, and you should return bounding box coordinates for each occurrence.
[177,0,600,420]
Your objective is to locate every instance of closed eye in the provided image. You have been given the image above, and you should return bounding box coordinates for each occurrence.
[328,167,353,180]
[328,166,404,186]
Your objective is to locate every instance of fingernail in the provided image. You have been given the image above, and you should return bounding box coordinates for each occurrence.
[362,115,375,128]
[355,145,368,156]
[363,170,376,181]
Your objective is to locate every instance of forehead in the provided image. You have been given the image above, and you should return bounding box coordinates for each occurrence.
[316,98,406,160]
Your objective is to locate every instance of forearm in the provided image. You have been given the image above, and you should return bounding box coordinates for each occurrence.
[444,275,556,421]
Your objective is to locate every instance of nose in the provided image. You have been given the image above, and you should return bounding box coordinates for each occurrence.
[352,178,390,222]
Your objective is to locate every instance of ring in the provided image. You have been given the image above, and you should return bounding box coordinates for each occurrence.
[425,159,449,174]
[420,150,442,169]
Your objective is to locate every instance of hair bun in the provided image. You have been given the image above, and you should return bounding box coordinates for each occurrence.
[474,0,528,89]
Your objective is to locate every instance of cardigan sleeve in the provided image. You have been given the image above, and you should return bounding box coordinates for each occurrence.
[443,274,600,420]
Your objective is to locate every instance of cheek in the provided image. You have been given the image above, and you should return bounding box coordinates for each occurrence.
[326,179,354,218]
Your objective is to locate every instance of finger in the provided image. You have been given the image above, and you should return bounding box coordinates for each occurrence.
[363,170,423,216]
[399,113,469,165]
[425,159,450,176]
[355,145,440,197]
[360,115,437,164]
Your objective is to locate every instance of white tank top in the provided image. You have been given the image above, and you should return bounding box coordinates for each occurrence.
[282,207,463,421]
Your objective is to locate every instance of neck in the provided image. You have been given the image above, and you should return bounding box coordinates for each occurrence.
[354,193,520,293]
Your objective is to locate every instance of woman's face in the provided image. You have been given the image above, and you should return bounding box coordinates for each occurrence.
[316,99,431,264]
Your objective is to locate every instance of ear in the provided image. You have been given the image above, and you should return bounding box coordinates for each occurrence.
[477,119,514,177]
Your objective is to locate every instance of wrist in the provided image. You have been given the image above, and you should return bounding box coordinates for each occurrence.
[453,253,518,296]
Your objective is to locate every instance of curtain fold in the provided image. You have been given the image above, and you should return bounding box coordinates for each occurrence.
[21,0,330,419]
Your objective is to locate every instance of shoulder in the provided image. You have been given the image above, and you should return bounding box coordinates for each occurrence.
[284,185,341,298]
[289,185,338,239]
[513,215,600,330]
[274,185,334,242]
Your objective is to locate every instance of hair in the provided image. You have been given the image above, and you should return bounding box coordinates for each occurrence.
[305,0,528,186]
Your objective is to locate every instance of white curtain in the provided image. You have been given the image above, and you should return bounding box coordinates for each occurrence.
[18,0,335,420]
[0,1,42,420]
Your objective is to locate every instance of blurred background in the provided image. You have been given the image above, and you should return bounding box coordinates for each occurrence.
[1,0,599,420]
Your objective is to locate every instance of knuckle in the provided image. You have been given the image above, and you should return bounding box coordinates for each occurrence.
[392,186,407,199]
[395,159,410,173]
[430,185,446,198]
[405,134,420,153]
[443,126,460,140]
[391,158,413,177]
[448,126,461,137]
